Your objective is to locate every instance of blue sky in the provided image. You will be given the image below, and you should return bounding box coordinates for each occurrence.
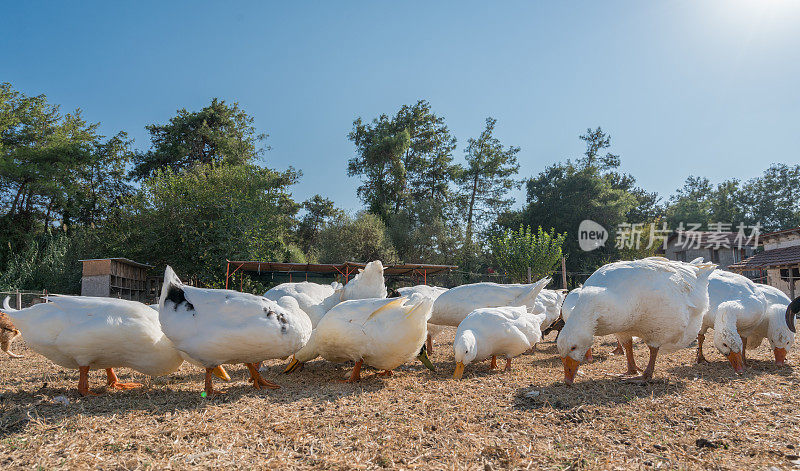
[3,1,799,211]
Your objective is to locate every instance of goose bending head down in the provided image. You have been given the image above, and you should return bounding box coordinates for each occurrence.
[452,306,546,379]
[263,260,386,328]
[284,294,435,381]
[743,284,797,365]
[557,257,716,384]
[694,269,769,374]
[397,285,448,353]
[1,295,228,396]
[264,281,342,328]
[158,266,312,396]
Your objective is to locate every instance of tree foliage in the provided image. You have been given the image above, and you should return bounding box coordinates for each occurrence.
[456,117,520,249]
[130,98,267,180]
[665,164,800,232]
[520,127,653,271]
[742,163,800,231]
[2,81,797,291]
[297,194,343,253]
[0,230,84,293]
[106,163,300,286]
[314,212,399,264]
[0,83,133,270]
[347,101,461,261]
[490,225,566,283]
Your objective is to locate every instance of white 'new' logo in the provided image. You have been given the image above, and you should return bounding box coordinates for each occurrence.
[578,220,608,251]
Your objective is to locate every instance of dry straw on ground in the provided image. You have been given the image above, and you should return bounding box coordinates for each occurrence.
[1,330,799,470]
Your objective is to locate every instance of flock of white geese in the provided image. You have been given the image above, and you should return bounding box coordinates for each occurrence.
[2,257,799,396]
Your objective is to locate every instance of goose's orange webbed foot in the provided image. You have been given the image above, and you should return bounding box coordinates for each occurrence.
[77,366,102,397]
[339,360,364,383]
[246,363,280,390]
[105,368,142,390]
[203,368,226,396]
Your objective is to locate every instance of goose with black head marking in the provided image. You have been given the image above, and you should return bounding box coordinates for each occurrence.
[158,266,312,396]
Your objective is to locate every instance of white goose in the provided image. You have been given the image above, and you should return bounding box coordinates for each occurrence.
[452,306,546,379]
[747,283,796,365]
[158,266,312,395]
[535,289,569,331]
[431,278,550,326]
[339,260,388,300]
[558,257,715,384]
[397,285,449,352]
[264,281,342,327]
[2,295,229,396]
[263,260,387,328]
[695,269,768,373]
[284,294,435,381]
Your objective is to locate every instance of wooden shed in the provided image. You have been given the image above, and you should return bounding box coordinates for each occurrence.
[79,258,153,302]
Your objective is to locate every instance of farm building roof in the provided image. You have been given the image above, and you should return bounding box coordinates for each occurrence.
[760,226,800,241]
[225,260,457,276]
[78,258,154,269]
[728,245,800,271]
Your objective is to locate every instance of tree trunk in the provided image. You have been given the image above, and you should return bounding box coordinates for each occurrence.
[8,181,26,216]
[464,173,479,248]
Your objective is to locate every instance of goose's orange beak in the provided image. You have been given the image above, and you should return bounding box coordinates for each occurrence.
[453,362,465,380]
[562,356,580,385]
[774,347,788,365]
[726,352,744,374]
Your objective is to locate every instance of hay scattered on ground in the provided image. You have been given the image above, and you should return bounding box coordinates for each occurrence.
[1,331,799,469]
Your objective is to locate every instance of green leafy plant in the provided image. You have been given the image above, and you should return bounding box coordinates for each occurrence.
[490,225,566,283]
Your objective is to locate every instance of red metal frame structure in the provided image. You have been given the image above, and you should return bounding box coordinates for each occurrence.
[224,260,456,290]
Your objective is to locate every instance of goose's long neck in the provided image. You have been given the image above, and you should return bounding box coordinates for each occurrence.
[294,331,319,362]
[714,309,738,337]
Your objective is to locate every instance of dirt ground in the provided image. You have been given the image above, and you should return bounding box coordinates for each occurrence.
[0,329,798,470]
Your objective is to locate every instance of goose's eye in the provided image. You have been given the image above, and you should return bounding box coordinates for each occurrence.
[722,343,728,348]
[570,346,577,351]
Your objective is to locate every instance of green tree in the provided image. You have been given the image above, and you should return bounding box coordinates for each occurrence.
[664,176,715,228]
[72,132,134,226]
[348,100,458,218]
[314,212,399,264]
[385,198,462,264]
[0,84,131,270]
[456,117,520,250]
[490,225,566,283]
[347,127,410,220]
[130,98,267,179]
[106,163,300,286]
[0,230,85,293]
[297,194,343,252]
[741,163,800,231]
[521,127,649,272]
[665,176,755,230]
